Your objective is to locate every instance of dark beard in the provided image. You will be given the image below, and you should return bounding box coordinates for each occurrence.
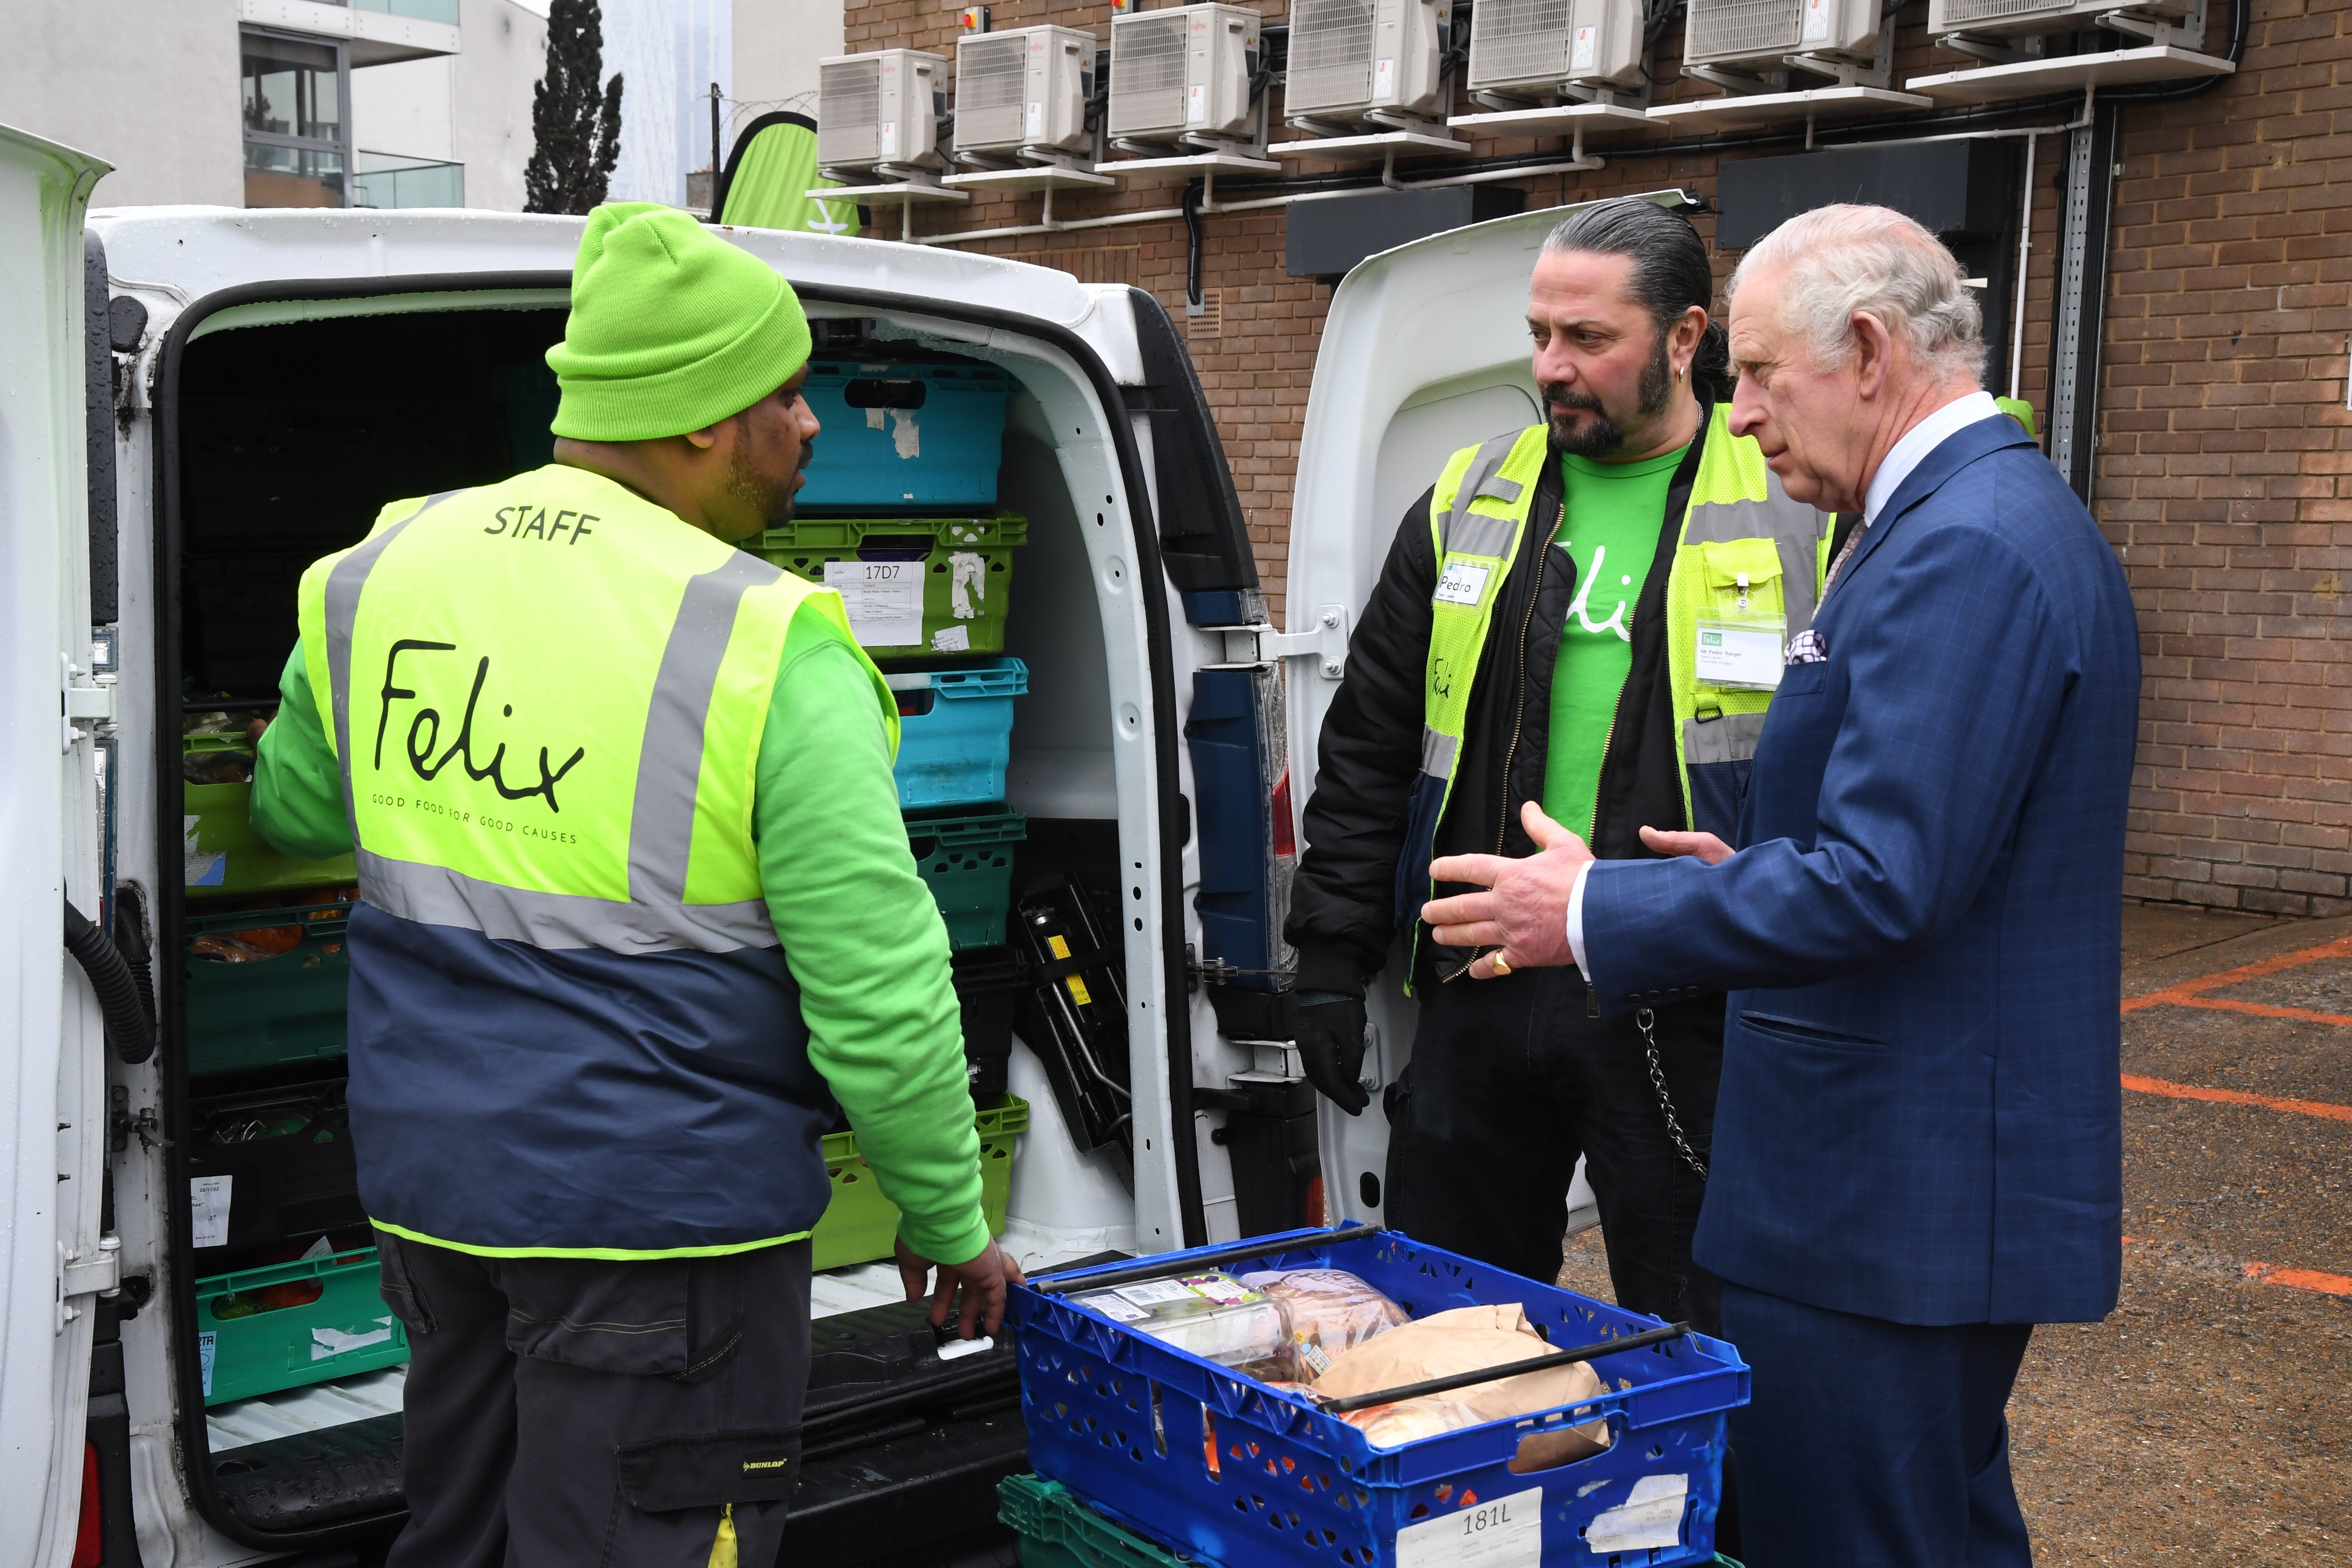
[1544,329,1674,458]
[726,426,805,530]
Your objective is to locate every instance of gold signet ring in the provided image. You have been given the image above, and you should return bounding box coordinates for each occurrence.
[1489,954,1512,977]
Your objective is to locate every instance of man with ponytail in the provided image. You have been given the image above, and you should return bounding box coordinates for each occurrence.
[1286,201,1832,1435]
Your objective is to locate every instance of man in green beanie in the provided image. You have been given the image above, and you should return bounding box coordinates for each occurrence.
[248,202,1020,1566]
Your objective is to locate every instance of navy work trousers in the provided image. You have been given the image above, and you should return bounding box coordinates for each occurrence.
[1722,1280,2034,1568]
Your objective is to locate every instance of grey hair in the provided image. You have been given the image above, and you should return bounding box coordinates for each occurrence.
[1728,204,1985,386]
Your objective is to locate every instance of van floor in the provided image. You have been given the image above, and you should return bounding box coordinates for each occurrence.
[201,1260,955,1461]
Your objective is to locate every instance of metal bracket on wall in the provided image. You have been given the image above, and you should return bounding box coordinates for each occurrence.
[2048,99,2121,502]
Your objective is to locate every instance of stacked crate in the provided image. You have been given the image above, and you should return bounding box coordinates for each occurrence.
[757,352,1035,1271]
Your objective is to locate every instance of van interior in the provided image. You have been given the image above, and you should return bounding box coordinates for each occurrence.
[161,299,1176,1554]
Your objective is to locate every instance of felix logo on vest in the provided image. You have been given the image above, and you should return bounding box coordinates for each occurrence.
[376,640,586,811]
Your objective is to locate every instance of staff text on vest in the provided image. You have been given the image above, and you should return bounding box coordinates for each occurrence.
[485,505,599,543]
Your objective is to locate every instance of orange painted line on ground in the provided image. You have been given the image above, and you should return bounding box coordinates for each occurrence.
[2121,1238,2352,1298]
[2241,1262,2352,1298]
[2123,935,2352,1013]
[2165,995,2352,1029]
[2121,1073,2352,1124]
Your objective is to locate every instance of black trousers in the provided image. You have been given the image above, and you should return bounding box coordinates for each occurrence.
[1383,960,1725,1334]
[376,1230,812,1568]
[1723,1282,2033,1568]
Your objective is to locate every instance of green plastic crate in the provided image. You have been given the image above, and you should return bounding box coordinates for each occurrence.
[1002,1475,1189,1568]
[185,895,355,1079]
[999,1475,1743,1568]
[195,1247,408,1406]
[812,1093,1028,1271]
[183,732,357,900]
[755,515,1025,659]
[908,807,1026,950]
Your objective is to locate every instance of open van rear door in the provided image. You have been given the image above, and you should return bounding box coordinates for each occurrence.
[0,122,116,1568]
[1285,194,1691,1231]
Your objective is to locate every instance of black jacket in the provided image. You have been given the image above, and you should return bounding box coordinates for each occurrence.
[1286,416,1717,995]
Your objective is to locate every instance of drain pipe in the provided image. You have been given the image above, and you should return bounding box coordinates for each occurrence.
[2009,128,2036,403]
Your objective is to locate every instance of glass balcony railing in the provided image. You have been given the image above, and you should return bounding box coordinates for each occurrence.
[335,0,463,23]
[353,152,463,209]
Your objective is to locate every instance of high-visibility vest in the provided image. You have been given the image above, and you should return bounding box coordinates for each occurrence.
[293,463,896,1258]
[1401,407,1831,972]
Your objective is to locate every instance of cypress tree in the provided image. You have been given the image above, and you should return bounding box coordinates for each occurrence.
[524,0,624,215]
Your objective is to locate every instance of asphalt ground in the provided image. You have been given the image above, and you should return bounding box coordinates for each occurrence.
[1557,900,2351,1565]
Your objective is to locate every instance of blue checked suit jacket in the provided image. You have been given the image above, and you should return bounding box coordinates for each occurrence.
[1580,412,2140,1326]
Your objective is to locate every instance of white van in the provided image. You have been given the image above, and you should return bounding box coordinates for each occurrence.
[6,121,1631,1565]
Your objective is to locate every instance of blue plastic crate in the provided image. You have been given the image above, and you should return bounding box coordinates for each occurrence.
[1010,1225,1749,1568]
[890,657,1028,810]
[798,360,1012,512]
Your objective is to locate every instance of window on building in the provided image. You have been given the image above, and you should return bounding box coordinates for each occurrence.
[242,30,351,208]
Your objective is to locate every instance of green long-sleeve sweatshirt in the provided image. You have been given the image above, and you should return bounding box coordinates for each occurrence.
[250,602,991,1266]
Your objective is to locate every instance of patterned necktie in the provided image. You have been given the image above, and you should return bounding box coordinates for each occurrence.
[1821,515,1867,596]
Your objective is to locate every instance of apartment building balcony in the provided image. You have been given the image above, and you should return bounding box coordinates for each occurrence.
[239,0,460,65]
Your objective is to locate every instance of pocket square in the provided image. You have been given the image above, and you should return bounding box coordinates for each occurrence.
[1785,629,1828,664]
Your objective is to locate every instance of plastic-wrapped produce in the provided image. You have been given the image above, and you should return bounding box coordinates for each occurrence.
[1072,1273,1292,1377]
[1239,1268,1408,1377]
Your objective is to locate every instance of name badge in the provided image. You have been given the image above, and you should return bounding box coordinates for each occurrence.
[1695,616,1786,691]
[1433,561,1491,607]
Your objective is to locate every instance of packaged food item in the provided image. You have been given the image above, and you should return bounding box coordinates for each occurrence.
[183,750,254,785]
[1313,1302,1610,1454]
[1341,1396,1487,1448]
[191,924,303,962]
[1239,1268,1409,1377]
[1073,1272,1293,1377]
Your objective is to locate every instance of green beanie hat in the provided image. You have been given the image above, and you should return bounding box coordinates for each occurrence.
[547,202,812,442]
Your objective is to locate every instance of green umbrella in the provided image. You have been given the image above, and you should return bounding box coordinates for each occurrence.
[713,112,862,237]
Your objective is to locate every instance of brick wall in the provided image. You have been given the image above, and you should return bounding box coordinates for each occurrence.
[840,0,2338,912]
[2102,0,2352,917]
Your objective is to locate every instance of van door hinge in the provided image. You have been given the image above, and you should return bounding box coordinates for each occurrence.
[1231,604,1349,679]
[58,1236,121,1327]
[61,653,115,750]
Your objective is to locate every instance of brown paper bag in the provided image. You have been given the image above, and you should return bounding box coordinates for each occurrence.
[1313,1304,1611,1462]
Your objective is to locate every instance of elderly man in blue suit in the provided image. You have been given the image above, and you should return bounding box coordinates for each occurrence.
[1422,202,2139,1567]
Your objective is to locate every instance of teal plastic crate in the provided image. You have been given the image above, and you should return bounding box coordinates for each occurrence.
[795,361,1012,512]
[890,657,1029,810]
[909,806,1026,949]
[185,894,355,1079]
[756,515,1024,659]
[1001,1474,1189,1568]
[195,1247,408,1406]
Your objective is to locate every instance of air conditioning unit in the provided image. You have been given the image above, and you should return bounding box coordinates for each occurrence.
[954,25,1097,159]
[1467,0,1645,102]
[1284,0,1451,129]
[1928,0,2191,40]
[1682,0,1881,73]
[817,49,949,174]
[1108,3,1261,147]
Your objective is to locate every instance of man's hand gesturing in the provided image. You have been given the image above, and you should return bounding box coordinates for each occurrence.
[1421,801,1594,980]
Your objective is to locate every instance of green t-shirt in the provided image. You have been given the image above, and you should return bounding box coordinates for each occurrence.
[1541,446,1685,839]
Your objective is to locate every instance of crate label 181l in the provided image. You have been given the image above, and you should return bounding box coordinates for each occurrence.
[1394,1485,1542,1568]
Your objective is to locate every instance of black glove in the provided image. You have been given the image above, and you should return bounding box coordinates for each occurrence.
[1294,991,1369,1116]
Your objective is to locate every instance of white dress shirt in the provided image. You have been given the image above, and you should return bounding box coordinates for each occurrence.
[1560,389,2004,977]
